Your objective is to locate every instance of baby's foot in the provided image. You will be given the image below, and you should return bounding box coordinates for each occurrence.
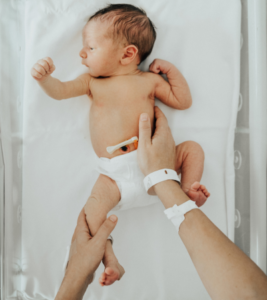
[99,256,125,286]
[187,182,210,207]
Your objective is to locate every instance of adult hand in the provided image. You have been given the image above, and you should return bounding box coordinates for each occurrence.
[137,106,176,176]
[55,208,117,300]
[65,207,117,284]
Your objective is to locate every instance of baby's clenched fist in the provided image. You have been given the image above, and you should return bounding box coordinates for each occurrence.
[149,59,172,75]
[31,57,56,82]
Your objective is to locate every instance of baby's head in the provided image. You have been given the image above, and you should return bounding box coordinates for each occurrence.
[79,3,156,77]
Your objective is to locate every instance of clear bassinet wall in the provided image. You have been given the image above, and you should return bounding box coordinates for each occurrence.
[0,0,266,299]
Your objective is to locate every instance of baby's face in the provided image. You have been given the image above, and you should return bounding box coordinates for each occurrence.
[79,20,121,77]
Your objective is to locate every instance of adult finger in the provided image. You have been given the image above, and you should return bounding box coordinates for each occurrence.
[94,215,118,244]
[154,106,169,130]
[152,107,170,138]
[138,113,152,146]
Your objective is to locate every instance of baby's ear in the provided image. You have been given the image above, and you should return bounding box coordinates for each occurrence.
[121,45,139,65]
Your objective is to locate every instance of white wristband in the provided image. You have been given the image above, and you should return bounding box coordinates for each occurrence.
[164,200,199,232]
[143,169,180,192]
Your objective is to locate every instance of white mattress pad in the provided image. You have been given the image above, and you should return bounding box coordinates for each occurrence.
[20,0,240,299]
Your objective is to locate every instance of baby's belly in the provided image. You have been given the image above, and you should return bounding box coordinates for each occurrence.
[90,102,154,158]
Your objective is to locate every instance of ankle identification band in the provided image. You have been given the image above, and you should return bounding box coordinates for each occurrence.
[143,169,180,192]
[164,200,199,232]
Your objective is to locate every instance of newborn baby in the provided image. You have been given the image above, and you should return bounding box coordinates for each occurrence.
[31,3,210,286]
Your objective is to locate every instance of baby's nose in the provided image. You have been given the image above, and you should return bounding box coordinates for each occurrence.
[79,50,87,58]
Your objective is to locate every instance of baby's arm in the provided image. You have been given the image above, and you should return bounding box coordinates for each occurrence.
[149,59,192,110]
[31,57,91,100]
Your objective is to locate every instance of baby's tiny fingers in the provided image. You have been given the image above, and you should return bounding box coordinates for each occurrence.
[33,63,47,76]
[154,63,160,71]
[150,65,160,74]
[31,68,43,79]
[31,66,44,78]
[43,57,54,67]
[43,57,55,73]
[47,64,56,74]
[149,60,157,69]
[37,59,50,72]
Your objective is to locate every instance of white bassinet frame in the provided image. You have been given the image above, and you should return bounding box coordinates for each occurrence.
[246,0,267,268]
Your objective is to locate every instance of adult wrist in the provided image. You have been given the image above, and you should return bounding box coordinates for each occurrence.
[154,180,189,209]
[144,168,180,192]
[55,270,92,300]
[65,259,94,285]
[143,165,175,177]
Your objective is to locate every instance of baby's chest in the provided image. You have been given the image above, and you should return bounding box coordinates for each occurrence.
[90,95,154,120]
[93,89,152,106]
[91,77,154,104]
[89,86,155,128]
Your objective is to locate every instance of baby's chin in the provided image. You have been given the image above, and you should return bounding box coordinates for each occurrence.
[87,69,110,78]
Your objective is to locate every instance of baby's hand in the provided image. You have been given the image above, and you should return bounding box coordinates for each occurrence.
[31,57,56,82]
[149,59,172,75]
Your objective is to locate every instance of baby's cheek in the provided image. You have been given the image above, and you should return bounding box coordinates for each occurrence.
[104,57,115,68]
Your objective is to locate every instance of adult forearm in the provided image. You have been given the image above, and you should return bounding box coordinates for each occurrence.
[37,75,64,100]
[55,270,93,300]
[154,181,267,299]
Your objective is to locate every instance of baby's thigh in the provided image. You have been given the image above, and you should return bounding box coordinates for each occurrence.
[88,174,121,213]
[175,141,204,174]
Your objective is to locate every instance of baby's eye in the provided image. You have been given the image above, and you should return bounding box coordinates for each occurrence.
[90,48,94,51]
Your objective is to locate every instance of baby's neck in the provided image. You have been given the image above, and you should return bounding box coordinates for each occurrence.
[110,63,141,77]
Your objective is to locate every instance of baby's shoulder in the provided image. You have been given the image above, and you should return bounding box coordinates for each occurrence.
[139,70,161,85]
[140,70,155,78]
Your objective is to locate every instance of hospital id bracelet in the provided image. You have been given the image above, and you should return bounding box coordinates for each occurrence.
[164,200,199,232]
[143,169,180,192]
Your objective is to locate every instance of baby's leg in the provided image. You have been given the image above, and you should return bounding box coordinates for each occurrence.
[175,141,210,207]
[84,174,125,286]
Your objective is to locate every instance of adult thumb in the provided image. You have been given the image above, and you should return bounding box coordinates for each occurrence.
[139,113,151,146]
[94,215,117,243]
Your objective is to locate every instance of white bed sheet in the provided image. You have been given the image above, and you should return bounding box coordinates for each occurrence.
[21,0,240,299]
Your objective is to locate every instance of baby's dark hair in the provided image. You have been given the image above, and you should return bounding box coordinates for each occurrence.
[88,3,157,64]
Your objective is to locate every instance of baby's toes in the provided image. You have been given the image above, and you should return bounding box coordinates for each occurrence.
[200,185,208,193]
[204,189,209,196]
[200,185,210,197]
[199,184,206,191]
[99,272,107,286]
[203,189,209,196]
[104,267,119,285]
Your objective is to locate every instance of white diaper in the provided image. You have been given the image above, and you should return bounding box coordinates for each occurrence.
[95,150,159,211]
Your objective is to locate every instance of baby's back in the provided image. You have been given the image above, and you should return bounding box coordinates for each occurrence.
[89,71,156,158]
